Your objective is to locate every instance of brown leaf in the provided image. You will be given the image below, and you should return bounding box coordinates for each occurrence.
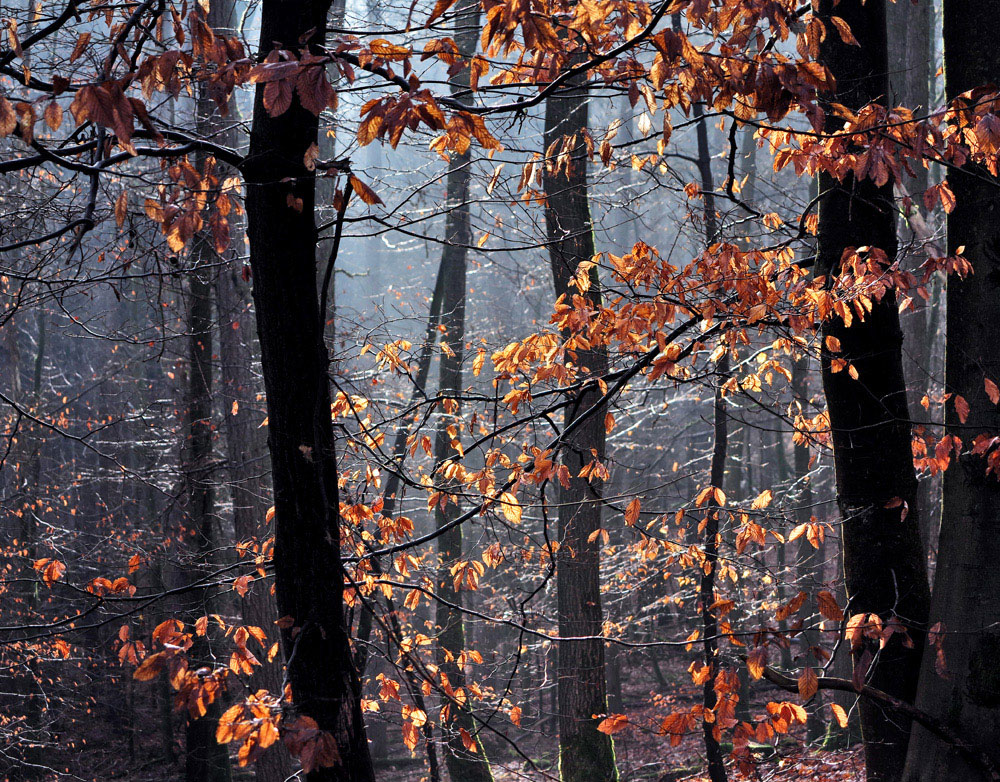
[829,16,859,46]
[775,590,807,621]
[596,713,628,734]
[798,666,818,700]
[746,646,768,680]
[348,174,383,206]
[426,0,458,26]
[624,497,641,526]
[133,651,165,681]
[817,590,844,621]
[986,377,999,405]
[955,394,970,424]
[369,39,411,60]
[43,100,62,131]
[115,190,128,228]
[70,32,91,63]
[0,96,15,136]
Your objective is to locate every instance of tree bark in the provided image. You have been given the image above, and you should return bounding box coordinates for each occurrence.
[790,358,826,743]
[432,3,495,779]
[817,0,929,782]
[216,263,295,782]
[815,1,931,779]
[244,1,374,779]
[888,0,939,556]
[903,1,1000,777]
[183,246,233,782]
[543,70,619,782]
[701,355,730,782]
[202,0,295,778]
[689,56,727,779]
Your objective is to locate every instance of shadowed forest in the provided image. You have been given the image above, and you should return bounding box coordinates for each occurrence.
[1,0,999,780]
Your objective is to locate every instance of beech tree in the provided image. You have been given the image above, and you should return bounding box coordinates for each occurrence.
[431,1,495,778]
[241,0,377,779]
[904,0,1000,777]
[815,0,931,777]
[543,70,619,782]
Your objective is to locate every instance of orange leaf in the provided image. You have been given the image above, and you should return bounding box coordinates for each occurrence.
[624,498,641,526]
[751,489,773,510]
[955,394,970,424]
[459,727,477,752]
[426,0,458,26]
[829,16,859,46]
[349,175,384,206]
[798,666,819,700]
[133,651,165,681]
[817,590,844,621]
[499,492,522,524]
[596,713,629,735]
[986,378,999,405]
[34,558,66,586]
[70,32,91,63]
[747,646,768,680]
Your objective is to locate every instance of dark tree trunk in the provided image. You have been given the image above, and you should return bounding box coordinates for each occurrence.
[904,1,1000,777]
[815,0,931,778]
[543,71,619,782]
[789,359,826,743]
[244,1,375,779]
[204,1,295,778]
[432,3,494,780]
[183,254,233,782]
[689,56,728,779]
[216,263,295,782]
[701,355,730,782]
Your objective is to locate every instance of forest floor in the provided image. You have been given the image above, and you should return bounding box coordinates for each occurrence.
[379,655,866,782]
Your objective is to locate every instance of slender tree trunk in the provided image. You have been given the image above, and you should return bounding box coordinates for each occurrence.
[543,70,619,782]
[690,61,728,779]
[771,424,795,672]
[8,310,47,781]
[216,263,295,782]
[244,1,375,779]
[203,2,295,778]
[888,0,938,556]
[701,355,730,782]
[815,1,931,778]
[903,2,1000,777]
[789,359,825,742]
[352,264,444,782]
[183,240,233,782]
[432,3,494,780]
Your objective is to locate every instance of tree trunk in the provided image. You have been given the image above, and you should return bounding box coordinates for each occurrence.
[815,1,932,778]
[432,3,495,780]
[7,310,47,781]
[903,2,1000,777]
[888,0,939,556]
[788,358,827,743]
[203,1,295,778]
[701,355,730,782]
[183,243,233,782]
[216,263,295,782]
[543,71,619,782]
[244,1,375,779]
